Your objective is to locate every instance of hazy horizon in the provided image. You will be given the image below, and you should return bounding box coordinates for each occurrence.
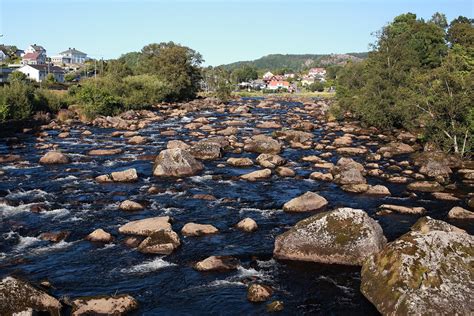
[1,0,472,66]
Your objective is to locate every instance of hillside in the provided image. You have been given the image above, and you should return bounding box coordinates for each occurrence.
[221,52,368,72]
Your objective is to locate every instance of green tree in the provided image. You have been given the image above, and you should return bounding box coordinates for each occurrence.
[412,45,473,155]
[307,81,325,92]
[447,16,474,48]
[8,71,28,83]
[138,42,203,100]
[429,12,448,29]
[232,65,258,83]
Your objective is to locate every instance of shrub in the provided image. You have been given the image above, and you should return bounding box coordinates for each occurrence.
[0,81,34,121]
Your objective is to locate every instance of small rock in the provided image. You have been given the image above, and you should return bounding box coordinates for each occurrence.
[240,168,272,181]
[194,256,240,272]
[71,295,138,316]
[448,206,474,219]
[39,151,70,164]
[247,284,273,302]
[85,229,113,243]
[111,168,138,182]
[283,192,328,212]
[119,200,144,211]
[267,300,284,312]
[236,218,258,232]
[227,157,253,167]
[181,223,219,236]
[137,229,181,254]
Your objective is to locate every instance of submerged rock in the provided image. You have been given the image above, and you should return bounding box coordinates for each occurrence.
[0,276,62,316]
[71,294,138,316]
[378,204,426,215]
[153,148,203,177]
[194,256,240,272]
[361,217,473,315]
[274,208,386,265]
[87,148,123,156]
[283,192,328,212]
[39,151,70,164]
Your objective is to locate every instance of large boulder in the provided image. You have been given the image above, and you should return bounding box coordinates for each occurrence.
[244,135,282,154]
[283,191,328,212]
[153,148,204,177]
[361,217,473,315]
[39,151,70,164]
[71,295,138,316]
[332,158,366,185]
[0,276,62,316]
[274,208,386,265]
[448,206,474,219]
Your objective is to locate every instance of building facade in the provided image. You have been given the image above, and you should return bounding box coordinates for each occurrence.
[17,64,65,83]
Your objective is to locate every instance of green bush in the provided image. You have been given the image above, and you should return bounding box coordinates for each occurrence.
[34,89,69,113]
[0,81,35,121]
[73,79,123,118]
[122,74,170,109]
[308,82,325,92]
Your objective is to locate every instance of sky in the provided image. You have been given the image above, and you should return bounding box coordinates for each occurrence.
[1,0,472,66]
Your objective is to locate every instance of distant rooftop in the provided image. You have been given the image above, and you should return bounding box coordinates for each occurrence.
[59,48,87,56]
[25,64,65,73]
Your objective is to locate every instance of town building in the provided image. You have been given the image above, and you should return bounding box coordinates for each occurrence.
[51,48,88,65]
[21,52,46,65]
[0,50,7,62]
[17,64,65,83]
[267,80,290,90]
[308,67,326,77]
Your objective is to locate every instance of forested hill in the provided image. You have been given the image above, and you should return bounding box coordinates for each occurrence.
[221,52,368,72]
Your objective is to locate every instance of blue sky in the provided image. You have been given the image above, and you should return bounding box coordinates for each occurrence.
[1,0,472,65]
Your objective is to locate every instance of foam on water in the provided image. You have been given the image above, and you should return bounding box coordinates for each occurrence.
[6,189,49,200]
[0,202,36,217]
[239,207,280,218]
[15,236,42,250]
[32,240,73,255]
[40,208,70,220]
[121,257,177,274]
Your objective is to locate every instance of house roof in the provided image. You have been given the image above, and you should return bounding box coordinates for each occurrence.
[22,52,42,60]
[59,48,87,56]
[268,80,290,87]
[309,67,326,73]
[25,64,65,73]
[30,44,46,52]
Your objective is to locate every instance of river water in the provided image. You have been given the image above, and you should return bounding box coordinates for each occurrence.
[0,98,472,315]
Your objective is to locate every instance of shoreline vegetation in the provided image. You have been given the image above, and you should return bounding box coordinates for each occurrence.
[1,13,472,158]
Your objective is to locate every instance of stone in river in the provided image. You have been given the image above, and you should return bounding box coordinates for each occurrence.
[283,192,328,212]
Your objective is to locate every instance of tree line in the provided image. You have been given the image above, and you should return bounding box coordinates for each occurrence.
[334,13,473,157]
[0,42,203,121]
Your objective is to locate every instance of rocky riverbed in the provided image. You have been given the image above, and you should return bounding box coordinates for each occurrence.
[0,97,473,315]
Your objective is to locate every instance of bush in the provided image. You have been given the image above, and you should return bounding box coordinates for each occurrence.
[308,82,325,92]
[122,75,170,109]
[34,89,69,113]
[73,79,123,119]
[0,81,35,121]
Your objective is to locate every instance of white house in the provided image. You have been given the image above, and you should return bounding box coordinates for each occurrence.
[0,50,6,62]
[308,67,326,77]
[17,64,65,83]
[52,48,88,65]
[25,44,46,58]
[262,71,274,80]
